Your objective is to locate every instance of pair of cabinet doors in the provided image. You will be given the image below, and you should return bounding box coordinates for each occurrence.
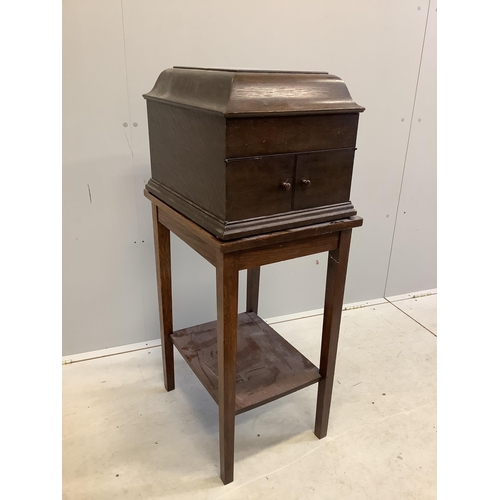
[226,148,356,221]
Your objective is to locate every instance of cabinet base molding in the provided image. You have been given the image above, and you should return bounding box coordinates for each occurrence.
[146,178,357,240]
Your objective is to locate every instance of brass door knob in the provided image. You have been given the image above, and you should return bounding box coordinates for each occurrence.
[281,181,292,191]
[301,179,311,187]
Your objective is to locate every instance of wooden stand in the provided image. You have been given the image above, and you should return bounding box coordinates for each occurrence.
[147,191,363,484]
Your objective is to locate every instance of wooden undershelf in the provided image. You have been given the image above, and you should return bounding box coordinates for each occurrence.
[170,312,321,414]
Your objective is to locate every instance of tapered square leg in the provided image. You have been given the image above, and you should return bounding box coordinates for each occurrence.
[314,229,352,439]
[246,267,261,314]
[152,205,175,392]
[216,254,239,484]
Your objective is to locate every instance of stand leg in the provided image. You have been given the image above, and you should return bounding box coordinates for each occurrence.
[246,267,261,314]
[314,229,352,439]
[152,205,175,392]
[216,254,239,485]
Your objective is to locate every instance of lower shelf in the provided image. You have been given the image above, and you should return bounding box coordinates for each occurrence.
[170,312,321,414]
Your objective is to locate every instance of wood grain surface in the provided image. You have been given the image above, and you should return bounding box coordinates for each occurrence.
[170,312,321,414]
[146,190,363,263]
[226,155,294,220]
[314,230,353,438]
[147,101,226,219]
[151,204,175,391]
[294,149,356,210]
[226,114,359,158]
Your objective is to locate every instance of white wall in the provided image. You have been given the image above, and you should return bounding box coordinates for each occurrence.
[62,0,436,355]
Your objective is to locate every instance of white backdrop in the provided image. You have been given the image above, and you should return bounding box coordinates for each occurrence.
[62,0,436,355]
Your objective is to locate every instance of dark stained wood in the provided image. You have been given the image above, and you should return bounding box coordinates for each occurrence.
[314,229,352,439]
[145,68,234,114]
[146,166,356,241]
[146,100,226,219]
[226,114,359,158]
[149,175,327,241]
[233,232,340,270]
[246,267,260,314]
[170,312,321,415]
[226,73,364,116]
[220,215,362,254]
[216,253,239,484]
[146,178,227,240]
[145,190,219,266]
[147,189,363,260]
[151,205,175,392]
[294,149,356,210]
[144,67,364,484]
[226,155,294,220]
[144,67,364,240]
[145,141,362,483]
[145,68,365,116]
[222,202,357,240]
[148,172,357,240]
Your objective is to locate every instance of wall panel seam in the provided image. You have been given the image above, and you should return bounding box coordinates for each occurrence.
[383,0,432,297]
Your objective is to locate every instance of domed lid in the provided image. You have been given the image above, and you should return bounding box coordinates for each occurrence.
[143,67,364,116]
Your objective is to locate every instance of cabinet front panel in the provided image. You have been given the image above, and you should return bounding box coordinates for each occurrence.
[294,149,355,210]
[226,156,294,221]
[226,114,359,158]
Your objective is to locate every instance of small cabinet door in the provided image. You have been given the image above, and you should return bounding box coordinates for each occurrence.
[226,156,294,221]
[294,149,355,211]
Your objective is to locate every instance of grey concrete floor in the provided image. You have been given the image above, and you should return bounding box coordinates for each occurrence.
[63,293,436,499]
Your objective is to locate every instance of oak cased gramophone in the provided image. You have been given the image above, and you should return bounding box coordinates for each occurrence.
[144,67,364,240]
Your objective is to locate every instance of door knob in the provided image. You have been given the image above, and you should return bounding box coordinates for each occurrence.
[301,179,311,187]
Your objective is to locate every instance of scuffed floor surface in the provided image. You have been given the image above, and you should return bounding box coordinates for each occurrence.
[63,294,436,499]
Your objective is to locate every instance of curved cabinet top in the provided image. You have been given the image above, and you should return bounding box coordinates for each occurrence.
[143,67,365,117]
